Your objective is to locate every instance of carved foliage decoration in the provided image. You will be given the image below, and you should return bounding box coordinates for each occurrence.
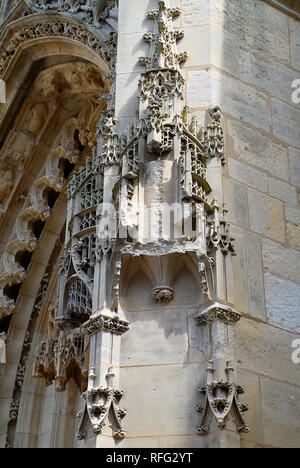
[0,20,102,78]
[138,0,187,155]
[24,0,108,28]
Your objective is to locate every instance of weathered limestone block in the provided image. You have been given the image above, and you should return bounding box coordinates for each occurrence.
[120,308,188,366]
[271,99,300,148]
[115,72,141,118]
[286,206,300,251]
[248,189,285,243]
[289,18,300,71]
[182,0,211,27]
[246,231,266,321]
[179,25,239,76]
[289,147,300,188]
[223,177,249,229]
[267,177,297,205]
[264,272,300,333]
[234,318,300,387]
[228,158,267,192]
[227,120,289,181]
[285,205,300,225]
[261,377,300,448]
[239,45,298,103]
[187,70,270,132]
[213,0,290,62]
[229,225,249,315]
[262,238,300,284]
[237,369,263,447]
[116,32,147,75]
[120,363,205,438]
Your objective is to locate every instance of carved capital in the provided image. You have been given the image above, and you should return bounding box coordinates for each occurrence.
[195,302,241,326]
[82,313,130,336]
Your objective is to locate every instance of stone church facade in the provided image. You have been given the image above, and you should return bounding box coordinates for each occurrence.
[0,0,299,449]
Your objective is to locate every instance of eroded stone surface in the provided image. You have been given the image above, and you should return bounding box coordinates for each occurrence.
[227,120,289,181]
[261,378,300,448]
[187,70,271,132]
[213,0,290,62]
[265,272,300,332]
[248,189,285,243]
[262,238,300,284]
[272,99,300,148]
[234,318,300,387]
[289,147,300,188]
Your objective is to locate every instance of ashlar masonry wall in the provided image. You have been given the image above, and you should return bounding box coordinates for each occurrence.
[116,0,300,448]
[183,0,300,449]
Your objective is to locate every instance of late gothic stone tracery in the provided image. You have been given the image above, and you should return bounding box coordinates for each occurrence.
[0,0,259,449]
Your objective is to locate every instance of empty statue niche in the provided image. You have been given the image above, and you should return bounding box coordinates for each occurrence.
[120,254,201,309]
[4,283,22,304]
[29,218,46,240]
[74,128,85,153]
[15,250,33,271]
[58,157,75,181]
[43,187,60,209]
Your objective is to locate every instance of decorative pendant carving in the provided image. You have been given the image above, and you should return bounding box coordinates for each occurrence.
[152,286,174,304]
[197,361,249,435]
[81,367,127,439]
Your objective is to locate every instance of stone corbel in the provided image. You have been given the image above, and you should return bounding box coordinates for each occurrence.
[195,301,241,326]
[82,311,130,337]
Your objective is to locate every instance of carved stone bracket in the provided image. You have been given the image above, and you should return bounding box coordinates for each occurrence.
[197,361,249,435]
[195,302,241,326]
[82,312,130,337]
